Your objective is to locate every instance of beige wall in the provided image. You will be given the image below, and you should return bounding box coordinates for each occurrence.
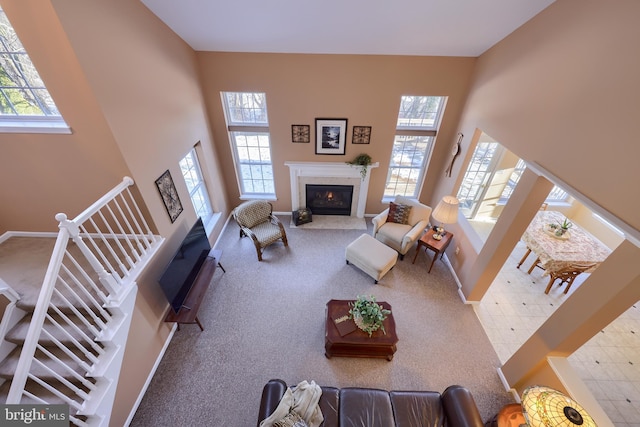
[0,0,130,234]
[439,0,640,272]
[44,2,230,426]
[434,0,640,406]
[1,1,229,425]
[2,0,640,423]
[197,52,477,213]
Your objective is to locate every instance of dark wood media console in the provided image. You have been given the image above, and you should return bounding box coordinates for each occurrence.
[164,249,225,331]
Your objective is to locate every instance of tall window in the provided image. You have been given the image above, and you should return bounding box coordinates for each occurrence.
[179,148,213,223]
[221,92,275,197]
[499,159,527,201]
[0,7,69,133]
[457,142,502,217]
[384,96,446,198]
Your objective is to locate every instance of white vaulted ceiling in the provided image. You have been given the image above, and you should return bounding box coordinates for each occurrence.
[140,0,556,57]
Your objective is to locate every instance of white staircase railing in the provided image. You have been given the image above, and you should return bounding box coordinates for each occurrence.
[6,177,164,426]
[0,278,25,364]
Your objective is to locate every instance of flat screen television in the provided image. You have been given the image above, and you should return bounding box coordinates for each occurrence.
[158,217,211,313]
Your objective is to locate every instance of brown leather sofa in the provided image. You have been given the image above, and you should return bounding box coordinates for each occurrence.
[256,379,485,427]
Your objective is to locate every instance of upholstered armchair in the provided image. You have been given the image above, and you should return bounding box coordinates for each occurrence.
[232,200,288,261]
[372,195,432,259]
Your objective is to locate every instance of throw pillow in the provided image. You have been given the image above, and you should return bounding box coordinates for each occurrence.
[274,411,309,427]
[386,202,412,224]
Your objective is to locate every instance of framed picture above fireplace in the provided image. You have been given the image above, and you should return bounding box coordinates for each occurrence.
[315,118,347,155]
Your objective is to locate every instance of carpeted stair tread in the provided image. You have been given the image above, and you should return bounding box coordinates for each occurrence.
[1,237,122,311]
[5,313,100,348]
[0,377,87,408]
[0,346,89,381]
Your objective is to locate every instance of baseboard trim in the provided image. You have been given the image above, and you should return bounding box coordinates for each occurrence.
[0,231,58,244]
[497,367,521,402]
[124,323,177,426]
[443,254,477,305]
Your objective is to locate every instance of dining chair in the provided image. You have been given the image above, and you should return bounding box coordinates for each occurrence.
[517,249,544,274]
[544,263,596,294]
[527,257,544,274]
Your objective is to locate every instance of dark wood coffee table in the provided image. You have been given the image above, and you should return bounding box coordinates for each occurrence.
[325,299,398,361]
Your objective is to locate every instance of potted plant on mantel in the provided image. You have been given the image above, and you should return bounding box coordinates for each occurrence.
[348,295,391,337]
[346,153,373,179]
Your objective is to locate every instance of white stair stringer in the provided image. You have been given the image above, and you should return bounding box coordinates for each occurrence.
[78,284,137,424]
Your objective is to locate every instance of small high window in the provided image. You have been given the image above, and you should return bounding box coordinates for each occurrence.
[0,7,69,133]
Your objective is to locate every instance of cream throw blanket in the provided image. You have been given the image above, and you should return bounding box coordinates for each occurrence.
[259,380,323,427]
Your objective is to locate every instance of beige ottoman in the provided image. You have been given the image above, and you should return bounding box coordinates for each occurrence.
[346,233,398,283]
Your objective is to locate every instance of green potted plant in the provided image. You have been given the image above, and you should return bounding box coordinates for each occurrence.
[346,153,373,179]
[549,217,573,236]
[348,295,391,336]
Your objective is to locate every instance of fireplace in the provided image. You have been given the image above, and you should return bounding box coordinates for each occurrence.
[285,161,379,218]
[306,184,353,216]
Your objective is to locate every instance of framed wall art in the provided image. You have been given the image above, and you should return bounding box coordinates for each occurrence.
[315,118,347,155]
[352,126,372,144]
[291,124,310,143]
[155,169,183,223]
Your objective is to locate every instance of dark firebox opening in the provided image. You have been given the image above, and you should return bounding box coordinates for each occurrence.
[305,184,353,216]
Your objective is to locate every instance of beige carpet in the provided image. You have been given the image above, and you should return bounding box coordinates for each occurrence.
[0,237,56,308]
[289,214,367,230]
[131,216,514,426]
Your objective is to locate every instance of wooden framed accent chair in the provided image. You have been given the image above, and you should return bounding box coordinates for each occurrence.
[232,200,288,261]
[372,195,432,260]
[544,263,595,294]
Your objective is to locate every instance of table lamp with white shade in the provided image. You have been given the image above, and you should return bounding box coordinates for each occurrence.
[431,195,459,240]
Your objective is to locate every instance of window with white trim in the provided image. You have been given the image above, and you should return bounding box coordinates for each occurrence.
[221,92,275,197]
[499,159,570,203]
[499,158,527,201]
[179,147,213,223]
[457,142,502,217]
[384,96,446,198]
[0,7,69,133]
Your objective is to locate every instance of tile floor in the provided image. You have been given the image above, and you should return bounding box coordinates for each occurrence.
[473,240,640,426]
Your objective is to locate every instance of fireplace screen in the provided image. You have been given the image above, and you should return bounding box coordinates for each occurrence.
[305,184,353,216]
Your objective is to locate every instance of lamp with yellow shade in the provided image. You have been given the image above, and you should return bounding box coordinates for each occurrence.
[489,385,596,427]
[521,385,596,427]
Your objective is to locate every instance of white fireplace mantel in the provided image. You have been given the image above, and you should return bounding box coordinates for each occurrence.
[285,161,379,218]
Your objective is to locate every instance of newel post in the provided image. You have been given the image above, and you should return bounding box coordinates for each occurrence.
[56,213,120,296]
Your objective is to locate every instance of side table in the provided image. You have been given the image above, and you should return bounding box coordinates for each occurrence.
[412,228,453,273]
